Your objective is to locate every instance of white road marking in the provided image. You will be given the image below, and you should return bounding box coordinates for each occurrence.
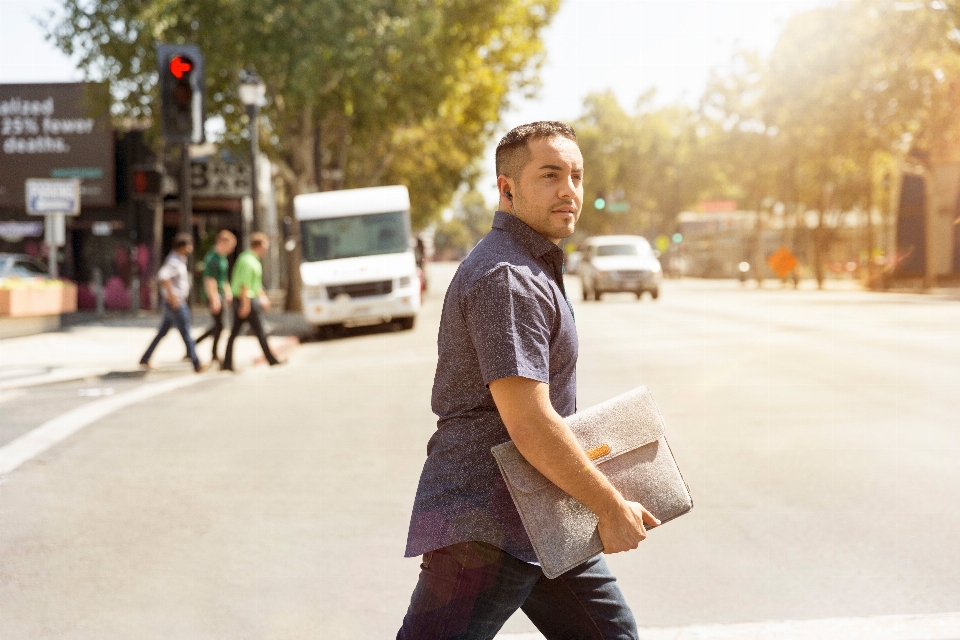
[498,612,960,639]
[0,375,205,476]
[0,388,27,405]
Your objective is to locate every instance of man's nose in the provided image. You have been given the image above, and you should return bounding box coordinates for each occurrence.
[558,175,577,199]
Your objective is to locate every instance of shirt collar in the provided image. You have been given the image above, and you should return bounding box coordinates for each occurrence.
[492,210,563,261]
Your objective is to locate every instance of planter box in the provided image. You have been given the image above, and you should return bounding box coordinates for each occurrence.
[0,282,77,317]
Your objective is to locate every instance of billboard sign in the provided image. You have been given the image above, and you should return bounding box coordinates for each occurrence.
[0,83,115,208]
[25,178,81,215]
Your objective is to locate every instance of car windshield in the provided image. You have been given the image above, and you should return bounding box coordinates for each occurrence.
[301,211,409,262]
[596,243,649,257]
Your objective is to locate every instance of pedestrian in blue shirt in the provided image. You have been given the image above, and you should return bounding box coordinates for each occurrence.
[398,122,658,639]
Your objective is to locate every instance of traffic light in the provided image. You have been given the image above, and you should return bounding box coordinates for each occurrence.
[594,195,606,210]
[158,44,205,144]
[131,167,163,199]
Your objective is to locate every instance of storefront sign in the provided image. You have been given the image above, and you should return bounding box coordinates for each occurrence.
[191,155,251,198]
[0,220,43,241]
[0,83,115,208]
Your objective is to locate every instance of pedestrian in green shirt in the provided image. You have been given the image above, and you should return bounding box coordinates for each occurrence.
[222,232,283,371]
[193,230,237,361]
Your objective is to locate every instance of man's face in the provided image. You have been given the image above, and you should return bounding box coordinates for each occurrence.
[512,136,583,244]
[254,242,269,258]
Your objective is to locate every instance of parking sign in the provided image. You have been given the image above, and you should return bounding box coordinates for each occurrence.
[25,178,81,216]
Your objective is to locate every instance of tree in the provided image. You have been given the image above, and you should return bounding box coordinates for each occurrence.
[45,0,559,227]
[573,91,715,239]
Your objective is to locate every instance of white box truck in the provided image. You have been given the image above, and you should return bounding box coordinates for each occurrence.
[294,185,420,336]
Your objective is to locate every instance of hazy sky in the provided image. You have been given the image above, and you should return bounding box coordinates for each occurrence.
[0,0,828,200]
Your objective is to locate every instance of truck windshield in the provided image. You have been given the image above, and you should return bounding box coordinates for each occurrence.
[301,211,409,262]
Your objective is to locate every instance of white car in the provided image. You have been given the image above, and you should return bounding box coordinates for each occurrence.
[578,235,663,301]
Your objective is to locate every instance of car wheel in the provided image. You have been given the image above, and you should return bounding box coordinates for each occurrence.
[582,280,590,301]
[593,288,602,301]
[651,288,660,300]
[397,316,416,331]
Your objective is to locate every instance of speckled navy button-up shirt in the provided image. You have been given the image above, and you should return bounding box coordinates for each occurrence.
[405,210,578,564]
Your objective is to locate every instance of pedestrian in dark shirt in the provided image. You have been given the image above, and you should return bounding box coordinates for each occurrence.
[221,232,283,371]
[193,229,236,362]
[398,122,658,639]
[140,232,208,373]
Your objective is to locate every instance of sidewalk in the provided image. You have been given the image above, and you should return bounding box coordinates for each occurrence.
[0,310,307,390]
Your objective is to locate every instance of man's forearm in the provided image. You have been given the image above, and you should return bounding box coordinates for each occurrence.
[490,378,622,519]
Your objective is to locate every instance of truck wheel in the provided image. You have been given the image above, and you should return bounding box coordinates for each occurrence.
[398,316,416,331]
[315,324,341,341]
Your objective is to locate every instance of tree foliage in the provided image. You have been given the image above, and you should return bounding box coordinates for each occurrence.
[45,0,558,226]
[571,0,960,283]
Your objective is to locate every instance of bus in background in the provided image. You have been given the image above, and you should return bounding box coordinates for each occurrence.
[294,185,420,338]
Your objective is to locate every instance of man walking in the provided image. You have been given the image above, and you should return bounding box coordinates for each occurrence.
[221,231,282,371]
[140,232,207,373]
[398,122,658,639]
[193,229,237,362]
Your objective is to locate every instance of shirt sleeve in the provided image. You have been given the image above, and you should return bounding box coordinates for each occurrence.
[461,265,555,386]
[156,256,176,282]
[231,255,253,292]
[202,252,217,279]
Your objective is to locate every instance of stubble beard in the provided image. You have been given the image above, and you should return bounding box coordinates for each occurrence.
[514,192,579,242]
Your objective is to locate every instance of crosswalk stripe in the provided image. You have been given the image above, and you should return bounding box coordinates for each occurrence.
[0,375,205,476]
[497,612,960,640]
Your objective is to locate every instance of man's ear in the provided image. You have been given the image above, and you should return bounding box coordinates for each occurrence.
[496,175,515,203]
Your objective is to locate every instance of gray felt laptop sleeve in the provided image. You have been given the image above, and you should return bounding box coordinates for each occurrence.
[491,386,693,579]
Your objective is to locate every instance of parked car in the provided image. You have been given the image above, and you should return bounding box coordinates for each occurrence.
[578,235,662,301]
[0,253,48,279]
[565,250,583,275]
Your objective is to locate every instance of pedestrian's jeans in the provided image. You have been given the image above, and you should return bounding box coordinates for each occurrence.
[140,301,200,370]
[396,541,638,640]
[195,303,227,358]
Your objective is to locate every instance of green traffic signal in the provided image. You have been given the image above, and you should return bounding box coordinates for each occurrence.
[672,233,683,243]
[594,197,606,210]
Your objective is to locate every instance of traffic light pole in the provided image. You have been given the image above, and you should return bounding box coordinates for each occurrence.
[180,142,194,301]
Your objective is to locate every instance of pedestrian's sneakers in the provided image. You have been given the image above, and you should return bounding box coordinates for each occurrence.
[139,362,157,370]
[269,358,287,367]
[220,363,239,372]
[195,362,210,373]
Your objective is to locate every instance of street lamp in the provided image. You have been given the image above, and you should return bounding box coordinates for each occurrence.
[239,69,266,248]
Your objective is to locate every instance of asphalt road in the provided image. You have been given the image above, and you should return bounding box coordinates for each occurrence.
[1,263,959,639]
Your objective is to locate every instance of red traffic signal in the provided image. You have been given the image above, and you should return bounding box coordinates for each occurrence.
[169,55,193,79]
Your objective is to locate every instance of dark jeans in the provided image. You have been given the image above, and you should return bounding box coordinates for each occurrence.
[222,298,278,369]
[397,541,638,640]
[194,304,227,359]
[140,301,200,370]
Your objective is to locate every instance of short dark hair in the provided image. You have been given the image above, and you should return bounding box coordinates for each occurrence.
[250,231,268,249]
[495,121,578,180]
[173,232,193,250]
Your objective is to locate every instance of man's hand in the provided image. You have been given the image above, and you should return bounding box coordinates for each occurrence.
[597,500,660,554]
[259,291,271,311]
[209,296,221,314]
[238,298,251,319]
[166,293,180,309]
